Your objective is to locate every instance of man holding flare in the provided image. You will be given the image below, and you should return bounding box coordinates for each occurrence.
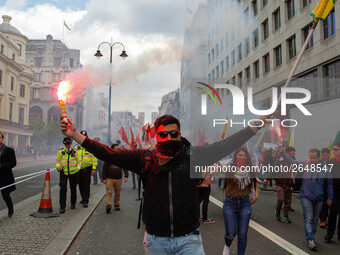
[60,114,269,254]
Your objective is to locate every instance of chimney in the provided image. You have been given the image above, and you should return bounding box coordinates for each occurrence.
[2,15,12,24]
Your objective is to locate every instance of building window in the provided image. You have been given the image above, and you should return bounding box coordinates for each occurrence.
[70,58,74,67]
[238,72,243,88]
[216,43,219,58]
[56,48,62,54]
[12,54,15,60]
[273,8,281,31]
[324,9,336,39]
[226,56,230,72]
[262,19,269,40]
[303,23,314,49]
[303,0,312,7]
[0,45,3,54]
[34,57,42,67]
[0,70,2,86]
[208,73,211,83]
[33,88,41,99]
[231,50,235,66]
[244,7,249,25]
[220,38,224,53]
[9,102,13,122]
[53,73,60,81]
[253,28,259,48]
[19,107,24,125]
[231,76,236,85]
[216,66,220,79]
[274,45,282,67]
[299,70,319,101]
[17,43,22,53]
[38,47,43,54]
[238,43,242,61]
[245,66,250,83]
[220,60,224,75]
[11,77,14,91]
[54,58,62,67]
[20,84,25,97]
[263,0,268,7]
[34,73,41,82]
[287,35,296,59]
[245,37,250,56]
[252,0,258,16]
[324,60,340,98]
[208,53,211,65]
[287,0,295,20]
[263,53,270,73]
[254,60,260,78]
[212,69,215,82]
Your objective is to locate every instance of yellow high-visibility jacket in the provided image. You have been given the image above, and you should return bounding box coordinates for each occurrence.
[75,144,98,170]
[56,148,79,175]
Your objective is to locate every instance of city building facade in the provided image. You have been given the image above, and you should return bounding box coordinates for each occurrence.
[158,88,180,120]
[181,0,340,150]
[0,15,34,152]
[25,34,83,130]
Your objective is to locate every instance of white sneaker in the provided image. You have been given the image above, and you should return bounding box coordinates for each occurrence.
[223,245,230,255]
[308,239,317,250]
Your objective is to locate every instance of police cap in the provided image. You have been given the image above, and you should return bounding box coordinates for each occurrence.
[63,137,73,145]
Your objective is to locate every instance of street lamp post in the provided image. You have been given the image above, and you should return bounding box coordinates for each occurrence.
[94,41,128,143]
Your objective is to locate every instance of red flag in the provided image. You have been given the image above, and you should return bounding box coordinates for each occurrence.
[118,127,129,145]
[198,128,206,146]
[149,126,156,138]
[130,127,135,145]
[135,133,141,145]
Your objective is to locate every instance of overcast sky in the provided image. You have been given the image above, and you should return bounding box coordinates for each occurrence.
[0,0,201,122]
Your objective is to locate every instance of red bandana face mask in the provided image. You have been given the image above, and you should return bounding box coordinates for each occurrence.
[236,157,247,168]
[335,156,340,162]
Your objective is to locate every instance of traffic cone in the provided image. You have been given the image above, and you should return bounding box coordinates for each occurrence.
[30,169,60,218]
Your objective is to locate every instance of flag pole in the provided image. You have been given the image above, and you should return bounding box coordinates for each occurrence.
[277,21,318,104]
[255,21,318,148]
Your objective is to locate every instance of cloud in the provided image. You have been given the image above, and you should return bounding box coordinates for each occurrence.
[4,0,27,9]
[0,0,184,120]
[75,0,186,36]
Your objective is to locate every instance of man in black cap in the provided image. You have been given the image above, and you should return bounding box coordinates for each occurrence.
[56,137,79,213]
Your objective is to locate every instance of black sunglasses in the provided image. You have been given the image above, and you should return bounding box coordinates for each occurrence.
[332,148,340,151]
[157,131,179,139]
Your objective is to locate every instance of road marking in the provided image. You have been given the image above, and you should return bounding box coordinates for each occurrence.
[209,195,309,255]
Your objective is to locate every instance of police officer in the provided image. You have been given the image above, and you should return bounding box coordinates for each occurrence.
[56,137,79,214]
[76,130,97,207]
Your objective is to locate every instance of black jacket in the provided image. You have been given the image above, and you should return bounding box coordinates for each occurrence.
[82,127,255,237]
[102,162,129,180]
[0,145,17,192]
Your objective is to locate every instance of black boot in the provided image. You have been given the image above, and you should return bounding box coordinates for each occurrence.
[8,207,14,218]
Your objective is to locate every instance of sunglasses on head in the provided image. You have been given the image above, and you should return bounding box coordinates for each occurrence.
[157,131,179,139]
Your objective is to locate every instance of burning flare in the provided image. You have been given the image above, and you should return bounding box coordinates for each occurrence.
[57,81,70,123]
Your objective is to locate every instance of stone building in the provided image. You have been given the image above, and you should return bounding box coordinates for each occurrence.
[0,15,33,151]
[25,34,83,130]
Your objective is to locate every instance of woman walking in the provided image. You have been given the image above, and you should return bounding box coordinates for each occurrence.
[223,147,259,255]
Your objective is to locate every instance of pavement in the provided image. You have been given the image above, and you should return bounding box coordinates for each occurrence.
[0,172,106,255]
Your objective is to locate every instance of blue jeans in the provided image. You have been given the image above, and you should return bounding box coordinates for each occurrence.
[143,231,205,255]
[223,196,251,255]
[300,197,323,241]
